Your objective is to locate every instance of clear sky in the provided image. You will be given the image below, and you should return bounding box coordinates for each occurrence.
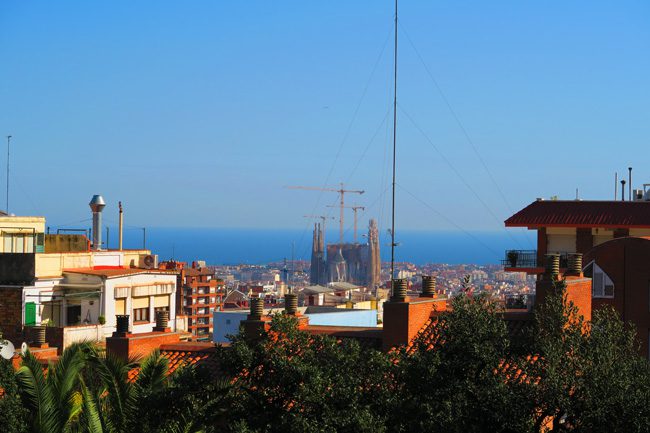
[1,1,649,235]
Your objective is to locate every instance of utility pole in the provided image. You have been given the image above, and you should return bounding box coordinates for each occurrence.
[6,135,11,213]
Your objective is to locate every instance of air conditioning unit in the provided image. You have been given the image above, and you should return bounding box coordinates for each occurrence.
[143,254,158,269]
[633,189,644,201]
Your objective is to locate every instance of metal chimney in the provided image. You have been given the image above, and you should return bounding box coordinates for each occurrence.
[89,195,106,250]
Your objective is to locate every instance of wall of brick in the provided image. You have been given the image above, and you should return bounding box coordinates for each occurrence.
[382,297,445,351]
[535,276,592,323]
[585,237,650,358]
[106,331,181,361]
[0,287,23,345]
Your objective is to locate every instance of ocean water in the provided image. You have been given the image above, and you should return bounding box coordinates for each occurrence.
[115,227,536,266]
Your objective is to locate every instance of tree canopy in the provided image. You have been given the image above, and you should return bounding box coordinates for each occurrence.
[2,285,650,432]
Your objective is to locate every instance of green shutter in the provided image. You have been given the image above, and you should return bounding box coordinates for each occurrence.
[25,302,36,326]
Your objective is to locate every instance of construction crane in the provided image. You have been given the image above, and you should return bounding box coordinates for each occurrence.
[303,215,335,239]
[326,205,365,243]
[286,183,364,245]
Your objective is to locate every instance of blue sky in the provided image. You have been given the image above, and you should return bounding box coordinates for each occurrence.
[1,1,649,236]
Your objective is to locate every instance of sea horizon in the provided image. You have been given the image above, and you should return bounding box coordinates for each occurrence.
[108,226,536,266]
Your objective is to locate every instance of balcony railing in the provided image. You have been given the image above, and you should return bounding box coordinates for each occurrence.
[502,250,569,269]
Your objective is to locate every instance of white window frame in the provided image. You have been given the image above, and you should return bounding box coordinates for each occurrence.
[584,260,615,299]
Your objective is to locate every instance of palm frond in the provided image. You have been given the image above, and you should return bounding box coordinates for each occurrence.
[135,349,169,393]
[48,342,90,431]
[80,377,105,433]
[16,350,57,433]
[87,346,137,433]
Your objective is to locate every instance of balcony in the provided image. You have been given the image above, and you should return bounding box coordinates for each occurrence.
[502,250,569,273]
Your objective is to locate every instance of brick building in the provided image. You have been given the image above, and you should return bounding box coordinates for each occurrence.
[179,263,224,341]
[503,199,650,273]
[584,236,650,357]
[503,197,650,357]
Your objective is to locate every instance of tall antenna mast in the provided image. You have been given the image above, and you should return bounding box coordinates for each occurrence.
[390,0,398,285]
[6,135,11,213]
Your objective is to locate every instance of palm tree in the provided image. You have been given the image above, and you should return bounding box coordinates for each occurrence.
[16,342,93,433]
[15,342,228,433]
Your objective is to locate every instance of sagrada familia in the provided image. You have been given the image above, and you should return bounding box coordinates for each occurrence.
[310,219,381,289]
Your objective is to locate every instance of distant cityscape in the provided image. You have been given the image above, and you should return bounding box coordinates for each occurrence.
[212,261,533,302]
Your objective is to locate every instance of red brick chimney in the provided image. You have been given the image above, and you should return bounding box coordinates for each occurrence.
[535,253,592,322]
[382,278,446,352]
[241,298,269,340]
[106,314,180,361]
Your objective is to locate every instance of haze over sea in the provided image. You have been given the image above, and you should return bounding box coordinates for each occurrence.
[115,227,535,266]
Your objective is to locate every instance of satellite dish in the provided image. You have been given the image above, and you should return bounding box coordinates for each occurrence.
[0,340,15,360]
[21,342,28,356]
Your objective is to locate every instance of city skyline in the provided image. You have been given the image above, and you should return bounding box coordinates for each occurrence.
[1,1,649,234]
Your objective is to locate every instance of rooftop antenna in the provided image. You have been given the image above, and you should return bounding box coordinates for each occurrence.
[6,135,11,214]
[390,0,398,286]
[614,172,618,200]
[291,241,295,292]
[628,167,632,201]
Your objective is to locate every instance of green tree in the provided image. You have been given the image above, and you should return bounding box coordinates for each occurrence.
[392,293,535,433]
[16,342,92,433]
[217,313,393,433]
[526,280,650,432]
[14,341,226,433]
[0,355,28,433]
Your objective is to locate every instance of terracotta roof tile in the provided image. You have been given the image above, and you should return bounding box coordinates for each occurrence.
[128,342,221,381]
[505,200,650,228]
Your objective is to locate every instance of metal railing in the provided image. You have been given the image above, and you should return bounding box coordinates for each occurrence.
[502,250,569,269]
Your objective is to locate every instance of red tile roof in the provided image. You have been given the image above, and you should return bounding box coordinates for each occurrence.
[405,316,442,355]
[184,268,214,277]
[505,200,650,228]
[128,342,221,381]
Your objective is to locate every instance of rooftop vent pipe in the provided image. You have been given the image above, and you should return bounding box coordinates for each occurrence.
[421,275,436,297]
[249,298,264,320]
[391,278,407,302]
[89,195,106,250]
[115,315,130,334]
[621,180,626,202]
[155,310,169,329]
[545,254,560,280]
[567,253,583,276]
[284,293,298,315]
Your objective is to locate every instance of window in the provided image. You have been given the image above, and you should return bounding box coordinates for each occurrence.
[584,261,615,298]
[154,306,169,316]
[133,308,150,322]
[115,299,126,315]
